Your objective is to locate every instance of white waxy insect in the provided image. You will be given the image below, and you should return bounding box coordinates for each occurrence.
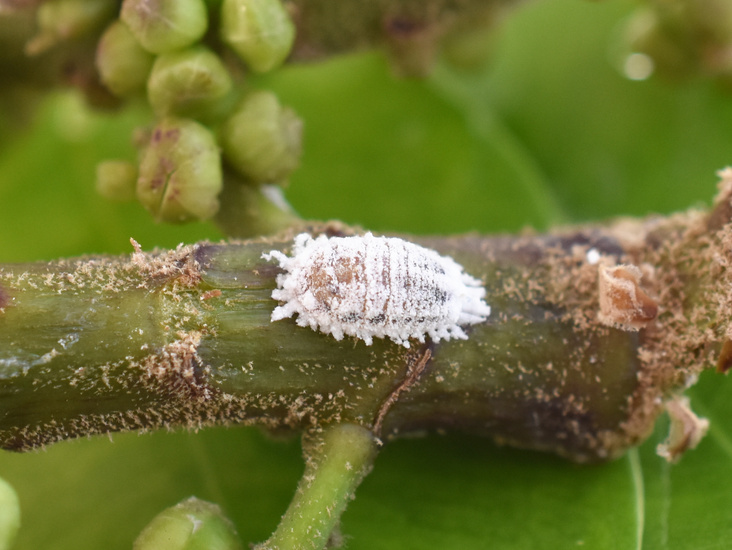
[262,232,491,347]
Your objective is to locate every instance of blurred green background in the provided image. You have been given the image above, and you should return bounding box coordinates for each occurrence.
[1,0,732,548]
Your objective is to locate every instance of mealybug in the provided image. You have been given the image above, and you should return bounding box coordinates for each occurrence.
[263,232,491,347]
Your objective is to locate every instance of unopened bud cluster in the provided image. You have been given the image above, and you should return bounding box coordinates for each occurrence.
[27,0,304,224]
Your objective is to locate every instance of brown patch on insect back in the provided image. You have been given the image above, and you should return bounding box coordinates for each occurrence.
[307,253,365,308]
[598,264,658,331]
[333,254,362,286]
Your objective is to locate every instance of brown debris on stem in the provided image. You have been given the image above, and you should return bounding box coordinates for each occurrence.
[140,330,212,400]
[130,237,203,288]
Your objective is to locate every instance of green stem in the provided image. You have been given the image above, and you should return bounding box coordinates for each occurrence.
[0,210,728,462]
[257,423,378,550]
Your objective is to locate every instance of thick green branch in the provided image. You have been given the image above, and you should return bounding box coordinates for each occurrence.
[1,202,727,462]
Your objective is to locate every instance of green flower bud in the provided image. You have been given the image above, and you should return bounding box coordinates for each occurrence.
[25,0,116,55]
[96,159,138,201]
[147,46,233,120]
[0,477,20,550]
[220,90,302,183]
[134,497,243,550]
[121,0,208,54]
[220,0,295,73]
[96,21,155,97]
[137,117,223,223]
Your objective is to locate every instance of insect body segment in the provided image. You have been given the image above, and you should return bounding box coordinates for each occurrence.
[263,233,491,347]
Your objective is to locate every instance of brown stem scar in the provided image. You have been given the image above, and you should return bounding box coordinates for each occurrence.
[372,348,432,439]
[598,263,658,331]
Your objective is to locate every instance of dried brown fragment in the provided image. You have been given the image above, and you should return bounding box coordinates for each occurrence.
[598,264,658,331]
[716,340,732,373]
[656,396,709,463]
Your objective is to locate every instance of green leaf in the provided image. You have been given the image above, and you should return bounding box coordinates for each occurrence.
[2,0,732,548]
[0,476,20,550]
[638,374,732,548]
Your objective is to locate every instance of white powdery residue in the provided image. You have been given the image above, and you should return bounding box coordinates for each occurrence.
[262,232,491,347]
